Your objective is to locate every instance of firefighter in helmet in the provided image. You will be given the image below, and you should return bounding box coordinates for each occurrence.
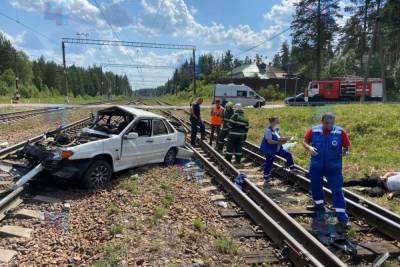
[225,103,249,164]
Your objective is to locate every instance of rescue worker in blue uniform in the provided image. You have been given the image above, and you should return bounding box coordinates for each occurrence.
[260,116,295,192]
[303,112,351,231]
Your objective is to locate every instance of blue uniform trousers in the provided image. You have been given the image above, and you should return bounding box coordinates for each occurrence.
[310,165,348,222]
[263,148,294,180]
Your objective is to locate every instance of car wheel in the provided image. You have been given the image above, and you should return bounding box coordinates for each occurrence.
[82,159,112,189]
[254,102,261,108]
[164,148,177,166]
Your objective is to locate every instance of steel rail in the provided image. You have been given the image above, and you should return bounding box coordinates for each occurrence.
[0,108,48,117]
[0,117,91,158]
[176,106,400,235]
[242,141,400,229]
[241,146,400,241]
[0,108,71,123]
[166,112,345,266]
[0,116,92,223]
[196,140,346,267]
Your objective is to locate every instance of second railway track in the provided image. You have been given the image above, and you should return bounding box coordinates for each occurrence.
[0,117,92,264]
[164,109,400,266]
[0,107,74,125]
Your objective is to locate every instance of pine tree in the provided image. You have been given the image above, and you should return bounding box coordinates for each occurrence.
[291,0,341,79]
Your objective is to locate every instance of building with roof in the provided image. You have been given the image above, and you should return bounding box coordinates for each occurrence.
[229,62,287,80]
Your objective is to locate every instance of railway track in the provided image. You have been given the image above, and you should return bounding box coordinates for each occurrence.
[0,107,72,124]
[163,110,400,266]
[0,117,91,264]
[173,106,400,230]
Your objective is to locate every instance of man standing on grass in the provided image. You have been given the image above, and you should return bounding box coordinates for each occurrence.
[303,112,351,232]
[190,97,205,146]
[209,99,224,146]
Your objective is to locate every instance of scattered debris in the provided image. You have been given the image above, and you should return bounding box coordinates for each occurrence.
[217,201,228,208]
[0,142,8,149]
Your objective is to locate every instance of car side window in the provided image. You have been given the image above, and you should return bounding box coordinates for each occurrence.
[130,119,152,137]
[237,90,247,97]
[164,120,175,134]
[249,91,255,97]
[153,119,168,136]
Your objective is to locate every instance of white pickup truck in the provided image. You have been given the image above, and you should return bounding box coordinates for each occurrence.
[22,106,192,188]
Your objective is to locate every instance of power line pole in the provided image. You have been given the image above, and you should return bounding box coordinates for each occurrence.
[316,0,321,80]
[193,48,196,95]
[14,50,19,93]
[61,41,68,103]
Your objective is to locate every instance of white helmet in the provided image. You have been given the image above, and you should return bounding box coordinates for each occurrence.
[234,103,242,110]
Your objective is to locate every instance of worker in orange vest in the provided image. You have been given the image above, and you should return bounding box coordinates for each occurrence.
[210,99,224,146]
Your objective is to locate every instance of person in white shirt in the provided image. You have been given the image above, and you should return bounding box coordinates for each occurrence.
[344,172,400,199]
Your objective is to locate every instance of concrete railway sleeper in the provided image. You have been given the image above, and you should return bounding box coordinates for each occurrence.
[163,111,343,266]
[163,109,400,266]
[176,107,400,241]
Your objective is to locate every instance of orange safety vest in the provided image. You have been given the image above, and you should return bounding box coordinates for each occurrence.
[211,106,224,125]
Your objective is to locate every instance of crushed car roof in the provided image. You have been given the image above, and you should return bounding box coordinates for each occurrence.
[99,105,164,119]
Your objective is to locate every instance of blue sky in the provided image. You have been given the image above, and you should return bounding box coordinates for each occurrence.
[0,0,318,89]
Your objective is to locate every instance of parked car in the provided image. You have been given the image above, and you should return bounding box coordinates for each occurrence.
[284,93,305,104]
[213,83,266,108]
[22,106,192,188]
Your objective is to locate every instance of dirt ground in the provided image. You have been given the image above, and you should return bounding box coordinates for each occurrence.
[9,165,262,267]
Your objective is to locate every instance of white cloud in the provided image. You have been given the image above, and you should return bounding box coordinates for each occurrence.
[264,0,300,26]
[3,31,25,47]
[135,0,284,52]
[10,0,113,29]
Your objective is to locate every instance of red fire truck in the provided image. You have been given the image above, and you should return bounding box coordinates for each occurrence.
[304,78,383,102]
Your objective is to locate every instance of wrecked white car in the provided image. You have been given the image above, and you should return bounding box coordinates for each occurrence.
[21,106,192,188]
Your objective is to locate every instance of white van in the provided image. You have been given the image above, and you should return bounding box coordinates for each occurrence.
[213,84,266,108]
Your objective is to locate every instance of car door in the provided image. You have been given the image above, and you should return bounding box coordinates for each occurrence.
[120,119,154,168]
[151,119,174,162]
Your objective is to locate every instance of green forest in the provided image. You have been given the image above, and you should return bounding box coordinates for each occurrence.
[138,0,400,101]
[0,33,131,101]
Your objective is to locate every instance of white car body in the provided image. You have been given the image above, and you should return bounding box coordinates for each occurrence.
[66,106,191,172]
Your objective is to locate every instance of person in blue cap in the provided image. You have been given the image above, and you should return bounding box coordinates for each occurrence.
[303,112,351,232]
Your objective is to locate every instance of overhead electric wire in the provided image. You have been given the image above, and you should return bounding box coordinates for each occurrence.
[235,0,341,57]
[92,0,143,78]
[0,11,52,41]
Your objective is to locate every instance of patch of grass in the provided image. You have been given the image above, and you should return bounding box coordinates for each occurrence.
[346,227,357,240]
[120,178,139,195]
[178,228,186,239]
[161,192,175,207]
[106,203,119,216]
[245,104,400,178]
[150,239,163,252]
[214,236,240,255]
[192,218,206,232]
[152,206,167,225]
[109,224,124,236]
[296,216,311,225]
[160,182,170,191]
[93,243,121,267]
